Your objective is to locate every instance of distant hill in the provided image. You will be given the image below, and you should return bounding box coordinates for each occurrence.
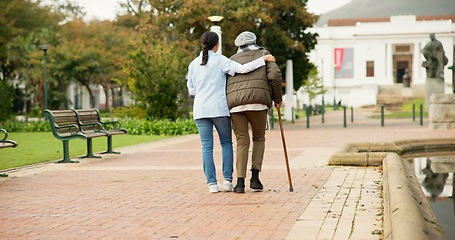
[316,0,455,26]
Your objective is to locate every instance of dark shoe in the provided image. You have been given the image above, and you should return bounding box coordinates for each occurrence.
[250,169,263,190]
[234,177,245,194]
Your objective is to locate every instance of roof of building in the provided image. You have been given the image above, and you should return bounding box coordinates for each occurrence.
[316,0,455,26]
[327,15,455,27]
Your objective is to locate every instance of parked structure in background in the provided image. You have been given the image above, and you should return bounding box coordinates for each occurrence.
[300,0,455,109]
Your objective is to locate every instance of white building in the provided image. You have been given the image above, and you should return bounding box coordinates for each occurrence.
[66,83,133,110]
[301,14,455,109]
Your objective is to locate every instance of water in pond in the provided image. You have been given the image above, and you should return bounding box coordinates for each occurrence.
[412,157,455,239]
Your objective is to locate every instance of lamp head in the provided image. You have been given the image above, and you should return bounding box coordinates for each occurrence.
[208,16,224,25]
[39,44,49,52]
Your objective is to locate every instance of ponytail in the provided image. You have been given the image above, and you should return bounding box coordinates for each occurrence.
[200,32,219,66]
[201,44,210,66]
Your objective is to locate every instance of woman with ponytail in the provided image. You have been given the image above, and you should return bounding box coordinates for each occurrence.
[187,31,275,193]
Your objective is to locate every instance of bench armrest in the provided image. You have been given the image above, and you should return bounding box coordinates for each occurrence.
[79,122,104,132]
[101,120,122,130]
[55,124,81,135]
[0,129,7,141]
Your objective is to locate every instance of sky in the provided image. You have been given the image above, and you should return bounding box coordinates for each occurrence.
[72,0,353,21]
[74,0,124,21]
[306,0,352,15]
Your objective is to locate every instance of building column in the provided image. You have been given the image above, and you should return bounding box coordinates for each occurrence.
[386,43,393,82]
[413,43,421,84]
[67,83,75,109]
[285,59,294,121]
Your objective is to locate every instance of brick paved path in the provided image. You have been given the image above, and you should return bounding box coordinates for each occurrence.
[1,108,454,239]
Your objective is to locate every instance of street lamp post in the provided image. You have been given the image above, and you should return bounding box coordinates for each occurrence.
[333,66,337,110]
[40,45,49,110]
[208,16,223,55]
[321,59,325,123]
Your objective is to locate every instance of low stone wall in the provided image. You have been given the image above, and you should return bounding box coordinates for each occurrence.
[382,153,445,240]
[329,138,455,239]
[429,93,455,129]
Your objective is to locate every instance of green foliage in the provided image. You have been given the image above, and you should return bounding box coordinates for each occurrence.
[110,106,146,119]
[2,120,50,132]
[8,28,65,113]
[124,39,187,120]
[0,0,64,114]
[0,80,14,122]
[260,0,319,92]
[139,0,318,94]
[121,118,198,136]
[0,0,318,119]
[300,66,326,104]
[44,19,137,110]
[1,117,198,136]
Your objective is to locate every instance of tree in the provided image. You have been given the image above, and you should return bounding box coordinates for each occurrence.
[118,0,318,119]
[118,0,194,120]
[53,19,135,109]
[121,0,150,18]
[164,0,318,90]
[260,0,319,92]
[84,20,136,109]
[124,38,187,120]
[0,0,64,117]
[300,66,325,107]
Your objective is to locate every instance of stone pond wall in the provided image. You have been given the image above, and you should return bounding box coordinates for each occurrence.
[429,93,455,129]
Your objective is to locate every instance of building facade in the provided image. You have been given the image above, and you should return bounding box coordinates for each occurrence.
[302,15,455,108]
[66,83,133,110]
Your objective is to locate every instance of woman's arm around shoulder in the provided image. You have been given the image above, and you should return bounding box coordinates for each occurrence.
[235,54,276,74]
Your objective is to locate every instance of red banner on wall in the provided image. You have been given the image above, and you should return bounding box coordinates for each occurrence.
[334,48,344,72]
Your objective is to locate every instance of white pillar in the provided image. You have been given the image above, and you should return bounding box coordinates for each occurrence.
[67,83,75,109]
[413,43,421,84]
[443,42,454,93]
[210,25,222,55]
[386,43,393,82]
[285,59,294,121]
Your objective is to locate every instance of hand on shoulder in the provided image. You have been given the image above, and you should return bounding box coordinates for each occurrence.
[263,54,276,62]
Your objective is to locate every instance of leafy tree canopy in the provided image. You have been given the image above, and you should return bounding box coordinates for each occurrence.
[138,0,319,90]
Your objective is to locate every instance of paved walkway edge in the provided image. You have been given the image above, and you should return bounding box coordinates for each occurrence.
[383,153,445,240]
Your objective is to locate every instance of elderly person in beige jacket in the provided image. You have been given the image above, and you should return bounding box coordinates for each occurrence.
[226,31,283,194]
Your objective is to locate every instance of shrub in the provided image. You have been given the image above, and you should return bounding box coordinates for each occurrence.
[1,117,198,136]
[110,106,146,119]
[2,120,50,132]
[120,118,197,135]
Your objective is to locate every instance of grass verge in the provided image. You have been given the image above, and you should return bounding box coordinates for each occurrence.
[0,132,170,170]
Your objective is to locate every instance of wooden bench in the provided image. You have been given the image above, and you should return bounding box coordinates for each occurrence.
[74,108,127,155]
[0,129,18,177]
[44,109,108,163]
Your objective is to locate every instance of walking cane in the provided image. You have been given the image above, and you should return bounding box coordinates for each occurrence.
[276,107,294,192]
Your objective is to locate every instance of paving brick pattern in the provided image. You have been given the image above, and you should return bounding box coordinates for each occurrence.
[1,108,454,239]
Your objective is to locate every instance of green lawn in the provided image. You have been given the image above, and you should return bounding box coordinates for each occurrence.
[376,98,428,118]
[0,132,170,170]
